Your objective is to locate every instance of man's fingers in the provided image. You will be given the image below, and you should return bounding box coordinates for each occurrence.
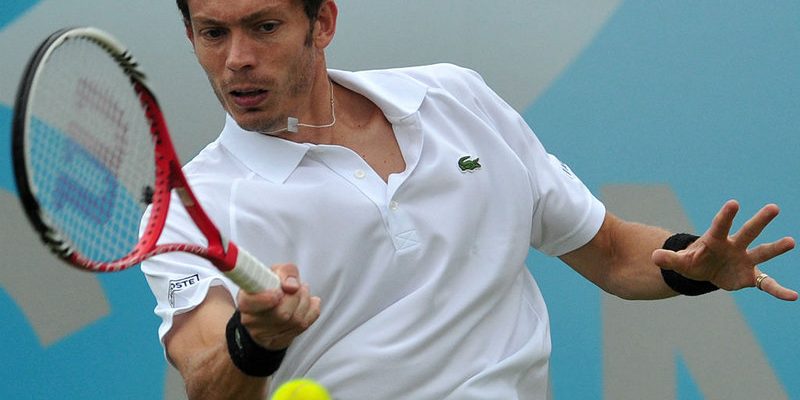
[247,288,322,349]
[758,276,799,302]
[706,200,739,240]
[732,204,780,247]
[237,289,283,314]
[272,263,302,294]
[747,237,796,265]
[238,263,305,314]
[271,293,321,337]
[307,296,322,323]
[652,247,693,274]
[651,248,679,269]
[242,283,316,329]
[286,285,312,326]
[236,264,321,349]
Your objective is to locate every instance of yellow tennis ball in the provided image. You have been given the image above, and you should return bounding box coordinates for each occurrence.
[272,378,331,400]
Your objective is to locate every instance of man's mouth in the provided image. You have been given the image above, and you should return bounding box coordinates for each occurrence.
[231,88,266,96]
[229,88,269,108]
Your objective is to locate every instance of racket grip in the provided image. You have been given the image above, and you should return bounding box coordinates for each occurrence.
[224,245,281,293]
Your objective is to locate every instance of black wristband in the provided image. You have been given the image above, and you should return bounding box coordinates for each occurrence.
[225,309,286,377]
[660,233,719,296]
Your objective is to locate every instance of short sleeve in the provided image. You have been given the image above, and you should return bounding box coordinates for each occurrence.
[447,65,606,256]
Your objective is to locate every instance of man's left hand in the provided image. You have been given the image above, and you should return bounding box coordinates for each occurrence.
[652,200,798,301]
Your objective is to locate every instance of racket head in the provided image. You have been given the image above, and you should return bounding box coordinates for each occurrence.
[12,27,167,272]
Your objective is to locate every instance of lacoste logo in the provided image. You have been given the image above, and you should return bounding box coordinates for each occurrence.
[559,161,576,180]
[168,274,200,307]
[458,155,481,172]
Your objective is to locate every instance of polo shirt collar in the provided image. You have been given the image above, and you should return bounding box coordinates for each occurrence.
[219,68,428,183]
[328,68,427,123]
[219,114,310,183]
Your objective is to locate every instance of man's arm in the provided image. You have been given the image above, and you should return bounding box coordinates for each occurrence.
[167,286,268,400]
[561,200,797,301]
[166,264,321,400]
[560,212,675,300]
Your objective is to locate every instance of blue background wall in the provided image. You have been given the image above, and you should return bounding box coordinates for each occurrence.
[1,1,797,398]
[529,2,799,398]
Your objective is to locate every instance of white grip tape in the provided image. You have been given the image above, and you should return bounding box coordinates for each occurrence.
[224,246,280,292]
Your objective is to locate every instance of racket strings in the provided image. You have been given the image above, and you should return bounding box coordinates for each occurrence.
[26,35,156,265]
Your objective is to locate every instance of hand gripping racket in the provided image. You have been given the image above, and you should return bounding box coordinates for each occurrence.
[12,27,280,293]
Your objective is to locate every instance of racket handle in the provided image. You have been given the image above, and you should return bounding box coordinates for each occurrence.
[224,245,281,293]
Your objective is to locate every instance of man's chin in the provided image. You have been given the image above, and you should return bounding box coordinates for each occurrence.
[229,112,284,134]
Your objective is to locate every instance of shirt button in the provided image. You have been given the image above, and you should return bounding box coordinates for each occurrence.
[389,201,399,211]
[354,169,366,179]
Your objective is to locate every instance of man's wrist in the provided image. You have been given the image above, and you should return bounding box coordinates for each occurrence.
[225,309,286,377]
[660,233,719,296]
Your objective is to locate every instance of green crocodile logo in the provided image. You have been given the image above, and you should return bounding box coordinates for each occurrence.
[458,155,481,172]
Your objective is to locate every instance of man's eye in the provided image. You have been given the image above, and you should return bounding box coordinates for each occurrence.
[259,22,279,33]
[202,28,225,39]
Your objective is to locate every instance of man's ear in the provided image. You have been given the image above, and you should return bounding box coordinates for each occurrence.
[185,22,195,46]
[313,0,338,49]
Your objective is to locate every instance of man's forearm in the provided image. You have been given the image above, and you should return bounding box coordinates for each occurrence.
[179,338,269,400]
[605,220,677,300]
[561,214,678,300]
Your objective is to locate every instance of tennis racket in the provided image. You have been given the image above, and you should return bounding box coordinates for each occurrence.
[12,26,280,293]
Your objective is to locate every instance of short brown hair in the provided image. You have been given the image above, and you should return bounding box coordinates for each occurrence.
[175,0,324,26]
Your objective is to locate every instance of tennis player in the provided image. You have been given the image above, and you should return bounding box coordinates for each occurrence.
[141,0,798,398]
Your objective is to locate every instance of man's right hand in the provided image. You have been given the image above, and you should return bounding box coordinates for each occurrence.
[236,263,322,350]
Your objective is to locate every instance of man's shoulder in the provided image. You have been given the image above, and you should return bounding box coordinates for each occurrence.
[358,63,486,91]
[370,63,479,78]
[181,139,243,183]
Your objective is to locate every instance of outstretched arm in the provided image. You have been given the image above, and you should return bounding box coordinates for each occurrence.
[560,200,797,301]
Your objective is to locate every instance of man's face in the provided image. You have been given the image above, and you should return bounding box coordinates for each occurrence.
[185,0,318,132]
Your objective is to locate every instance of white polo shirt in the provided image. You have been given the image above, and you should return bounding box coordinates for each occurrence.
[141,63,605,399]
